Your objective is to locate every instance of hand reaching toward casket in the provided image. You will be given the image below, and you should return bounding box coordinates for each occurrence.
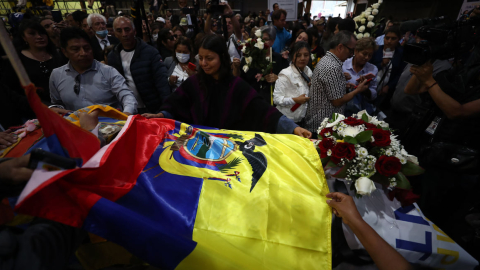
[293,127,312,139]
[0,154,33,186]
[326,192,413,270]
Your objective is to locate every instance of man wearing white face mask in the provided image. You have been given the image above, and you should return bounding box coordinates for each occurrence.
[163,36,198,92]
[108,17,171,114]
[88,13,120,62]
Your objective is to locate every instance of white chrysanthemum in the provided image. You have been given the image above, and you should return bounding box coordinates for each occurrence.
[337,126,344,132]
[396,154,407,164]
[324,132,331,137]
[357,147,368,157]
[342,126,363,138]
[367,21,375,28]
[358,25,366,33]
[326,113,346,128]
[364,32,370,38]
[327,149,332,156]
[333,126,337,131]
[386,149,393,156]
[372,9,379,15]
[357,33,364,39]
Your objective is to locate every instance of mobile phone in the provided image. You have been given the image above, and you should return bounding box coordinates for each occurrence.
[188,62,196,71]
[27,148,77,171]
[290,103,301,112]
[356,73,375,81]
[353,78,373,89]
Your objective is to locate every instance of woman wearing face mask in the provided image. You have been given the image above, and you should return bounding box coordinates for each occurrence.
[164,36,198,92]
[342,37,378,116]
[141,34,311,138]
[273,41,313,124]
[157,28,177,59]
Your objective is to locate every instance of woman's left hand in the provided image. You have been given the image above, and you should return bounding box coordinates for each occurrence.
[185,67,196,76]
[265,73,278,83]
[410,61,434,85]
[344,72,352,81]
[294,127,312,139]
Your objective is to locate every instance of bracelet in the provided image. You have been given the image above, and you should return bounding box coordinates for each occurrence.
[427,81,438,90]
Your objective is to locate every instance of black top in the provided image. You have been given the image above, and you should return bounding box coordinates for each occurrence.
[240,52,289,103]
[158,46,173,60]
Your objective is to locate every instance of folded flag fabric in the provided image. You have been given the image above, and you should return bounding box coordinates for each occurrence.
[15,111,332,269]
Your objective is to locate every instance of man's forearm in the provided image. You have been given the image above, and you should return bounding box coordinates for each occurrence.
[231,13,242,40]
[331,88,361,107]
[204,13,212,33]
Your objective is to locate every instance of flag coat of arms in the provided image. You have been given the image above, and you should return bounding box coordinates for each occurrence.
[14,99,333,269]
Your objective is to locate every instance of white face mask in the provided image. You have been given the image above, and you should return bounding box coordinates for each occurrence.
[176,52,190,63]
[152,34,158,42]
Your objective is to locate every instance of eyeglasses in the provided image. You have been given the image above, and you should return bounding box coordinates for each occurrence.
[167,34,178,41]
[74,74,80,95]
[342,44,355,55]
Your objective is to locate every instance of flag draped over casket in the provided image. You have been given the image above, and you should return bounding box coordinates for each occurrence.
[14,87,333,269]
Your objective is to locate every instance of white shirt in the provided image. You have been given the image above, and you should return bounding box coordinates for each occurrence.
[96,35,110,50]
[171,63,189,90]
[120,49,145,108]
[273,64,312,122]
[375,34,385,46]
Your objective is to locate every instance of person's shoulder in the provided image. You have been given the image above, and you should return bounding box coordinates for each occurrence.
[138,40,159,55]
[278,65,293,76]
[51,64,68,76]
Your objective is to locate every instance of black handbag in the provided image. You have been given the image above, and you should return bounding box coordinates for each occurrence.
[420,142,479,174]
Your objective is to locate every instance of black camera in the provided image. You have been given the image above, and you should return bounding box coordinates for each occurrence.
[401,12,480,66]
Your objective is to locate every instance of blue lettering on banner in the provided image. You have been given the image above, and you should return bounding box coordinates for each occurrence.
[396,231,432,261]
[394,205,430,226]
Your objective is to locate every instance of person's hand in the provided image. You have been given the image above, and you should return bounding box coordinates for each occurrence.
[293,127,312,138]
[142,113,164,119]
[50,107,72,115]
[281,50,289,59]
[326,192,363,226]
[232,57,241,68]
[346,82,356,90]
[264,73,278,83]
[78,109,100,131]
[410,61,434,85]
[344,72,352,81]
[0,154,33,185]
[292,94,310,104]
[185,67,196,76]
[0,130,18,149]
[381,58,390,67]
[221,2,234,17]
[55,21,66,30]
[124,112,132,116]
[355,78,370,93]
[169,75,179,85]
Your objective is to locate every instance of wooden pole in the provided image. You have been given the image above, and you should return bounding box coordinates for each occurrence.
[0,20,31,86]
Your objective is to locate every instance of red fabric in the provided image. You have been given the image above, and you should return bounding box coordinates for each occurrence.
[15,117,173,227]
[388,188,420,207]
[5,128,43,158]
[23,83,100,164]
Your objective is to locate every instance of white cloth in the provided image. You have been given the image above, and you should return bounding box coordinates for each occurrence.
[375,34,385,46]
[227,33,243,61]
[120,49,145,108]
[96,36,110,50]
[171,63,189,90]
[273,64,312,122]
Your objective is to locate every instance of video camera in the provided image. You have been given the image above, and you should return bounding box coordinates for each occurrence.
[401,9,480,66]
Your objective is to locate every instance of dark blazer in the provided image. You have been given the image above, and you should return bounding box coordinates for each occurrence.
[107,38,170,113]
[369,45,406,91]
[91,35,120,62]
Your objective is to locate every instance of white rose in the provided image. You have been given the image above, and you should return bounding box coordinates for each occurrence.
[378,0,383,4]
[363,32,370,37]
[361,12,366,18]
[366,7,372,12]
[372,9,379,15]
[368,15,374,21]
[241,46,247,53]
[367,21,375,28]
[361,18,366,24]
[365,11,371,16]
[326,114,346,128]
[245,56,253,64]
[255,29,262,38]
[355,23,359,29]
[358,25,366,33]
[356,33,364,39]
[353,16,361,22]
[357,110,371,121]
[242,65,249,73]
[255,40,264,50]
[372,3,380,9]
[407,155,419,165]
[355,177,376,196]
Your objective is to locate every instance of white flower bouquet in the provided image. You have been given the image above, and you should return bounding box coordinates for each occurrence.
[238,30,274,78]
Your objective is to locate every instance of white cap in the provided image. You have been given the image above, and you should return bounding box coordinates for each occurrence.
[156,17,166,23]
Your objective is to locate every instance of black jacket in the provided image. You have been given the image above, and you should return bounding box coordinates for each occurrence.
[369,45,406,91]
[107,38,170,113]
[91,35,120,62]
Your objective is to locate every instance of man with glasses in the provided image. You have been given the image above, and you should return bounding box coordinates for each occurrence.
[107,16,170,114]
[49,27,137,115]
[304,31,371,133]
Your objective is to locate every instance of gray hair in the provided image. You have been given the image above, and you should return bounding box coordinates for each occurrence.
[113,16,136,30]
[261,25,276,42]
[329,30,356,50]
[87,13,106,27]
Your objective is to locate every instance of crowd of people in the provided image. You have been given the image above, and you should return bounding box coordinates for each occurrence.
[0,1,480,269]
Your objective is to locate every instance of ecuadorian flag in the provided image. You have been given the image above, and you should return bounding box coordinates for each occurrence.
[15,84,332,269]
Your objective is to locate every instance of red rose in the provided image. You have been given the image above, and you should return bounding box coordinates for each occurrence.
[375,155,402,177]
[364,122,377,129]
[264,43,270,49]
[368,128,391,147]
[238,45,243,50]
[245,43,251,47]
[342,117,365,126]
[319,127,333,139]
[331,142,356,163]
[319,137,336,158]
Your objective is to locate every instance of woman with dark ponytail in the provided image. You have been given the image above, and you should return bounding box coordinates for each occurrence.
[142,34,311,138]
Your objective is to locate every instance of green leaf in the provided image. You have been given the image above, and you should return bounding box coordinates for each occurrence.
[355,130,373,143]
[343,136,357,145]
[361,113,369,122]
[320,157,330,167]
[401,160,425,176]
[332,113,338,121]
[394,172,411,189]
[333,163,351,178]
[325,160,337,169]
[218,157,243,173]
[371,173,390,186]
[331,132,341,140]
